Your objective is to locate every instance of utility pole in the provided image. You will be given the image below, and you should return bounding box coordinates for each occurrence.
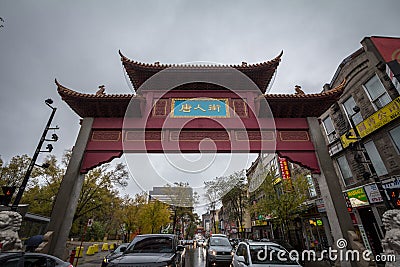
[11,99,59,210]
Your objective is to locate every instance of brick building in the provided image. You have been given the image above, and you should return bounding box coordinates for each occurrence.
[319,36,400,256]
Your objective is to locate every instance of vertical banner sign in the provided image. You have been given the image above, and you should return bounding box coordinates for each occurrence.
[343,193,353,212]
[278,157,291,180]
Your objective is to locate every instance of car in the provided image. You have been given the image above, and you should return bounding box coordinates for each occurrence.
[107,234,185,267]
[232,241,302,266]
[0,252,73,267]
[205,235,234,267]
[101,242,129,267]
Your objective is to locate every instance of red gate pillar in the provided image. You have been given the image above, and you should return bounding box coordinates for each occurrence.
[307,117,356,267]
[47,117,94,259]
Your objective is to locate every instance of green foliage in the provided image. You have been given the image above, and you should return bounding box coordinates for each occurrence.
[204,170,248,236]
[1,151,132,240]
[140,200,171,234]
[0,154,40,188]
[87,221,106,241]
[252,168,310,239]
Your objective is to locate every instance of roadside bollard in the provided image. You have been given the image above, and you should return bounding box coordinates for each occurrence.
[75,246,84,258]
[93,243,99,253]
[69,249,76,264]
[86,245,95,256]
[109,243,115,251]
[102,243,109,251]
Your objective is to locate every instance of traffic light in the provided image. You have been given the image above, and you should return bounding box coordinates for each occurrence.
[386,188,400,208]
[0,186,16,206]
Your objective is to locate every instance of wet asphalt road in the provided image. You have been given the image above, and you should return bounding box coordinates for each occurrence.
[75,246,210,267]
[185,246,208,267]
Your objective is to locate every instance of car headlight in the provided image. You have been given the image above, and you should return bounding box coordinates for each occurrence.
[209,249,217,256]
[103,257,108,263]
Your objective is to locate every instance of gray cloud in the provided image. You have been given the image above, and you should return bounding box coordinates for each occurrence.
[1,0,399,200]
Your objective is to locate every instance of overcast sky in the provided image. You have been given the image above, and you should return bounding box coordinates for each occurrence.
[1,1,399,210]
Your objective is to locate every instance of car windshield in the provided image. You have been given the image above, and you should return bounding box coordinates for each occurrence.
[114,244,128,253]
[128,237,173,253]
[250,245,298,265]
[209,237,231,247]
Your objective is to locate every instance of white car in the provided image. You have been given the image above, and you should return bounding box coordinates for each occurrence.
[232,241,302,267]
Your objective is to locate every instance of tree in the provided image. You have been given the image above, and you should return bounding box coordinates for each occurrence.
[117,193,147,241]
[20,155,65,215]
[13,150,130,239]
[160,182,198,236]
[140,200,171,234]
[220,170,248,237]
[252,168,310,241]
[204,170,246,235]
[0,154,40,189]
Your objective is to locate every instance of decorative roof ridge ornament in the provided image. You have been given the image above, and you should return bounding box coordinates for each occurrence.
[255,78,346,99]
[96,85,106,95]
[55,79,145,99]
[294,85,305,95]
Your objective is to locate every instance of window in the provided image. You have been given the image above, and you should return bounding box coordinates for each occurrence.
[322,116,337,143]
[336,155,354,186]
[364,140,388,176]
[364,74,391,109]
[343,97,363,125]
[389,126,400,154]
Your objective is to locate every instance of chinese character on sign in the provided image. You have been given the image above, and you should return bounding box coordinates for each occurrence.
[194,104,206,112]
[179,103,192,113]
[208,104,221,112]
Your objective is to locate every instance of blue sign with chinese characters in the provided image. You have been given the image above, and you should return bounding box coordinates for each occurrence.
[171,98,229,118]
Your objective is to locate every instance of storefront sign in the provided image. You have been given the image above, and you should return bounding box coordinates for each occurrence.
[346,187,369,208]
[278,157,291,180]
[363,184,383,203]
[382,176,400,189]
[273,177,282,185]
[341,96,400,148]
[315,198,326,213]
[171,98,229,118]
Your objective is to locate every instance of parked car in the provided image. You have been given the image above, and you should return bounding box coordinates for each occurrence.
[0,252,73,267]
[107,234,185,267]
[101,242,129,267]
[205,235,234,267]
[232,241,302,266]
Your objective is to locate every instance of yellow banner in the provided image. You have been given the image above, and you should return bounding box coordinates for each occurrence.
[341,96,400,148]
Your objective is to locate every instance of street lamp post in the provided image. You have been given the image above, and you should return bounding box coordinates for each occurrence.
[346,106,392,209]
[11,99,59,210]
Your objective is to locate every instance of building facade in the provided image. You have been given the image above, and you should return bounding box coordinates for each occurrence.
[319,36,400,256]
[246,153,332,251]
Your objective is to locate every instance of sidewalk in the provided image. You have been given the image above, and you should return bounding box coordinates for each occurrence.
[66,240,121,267]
